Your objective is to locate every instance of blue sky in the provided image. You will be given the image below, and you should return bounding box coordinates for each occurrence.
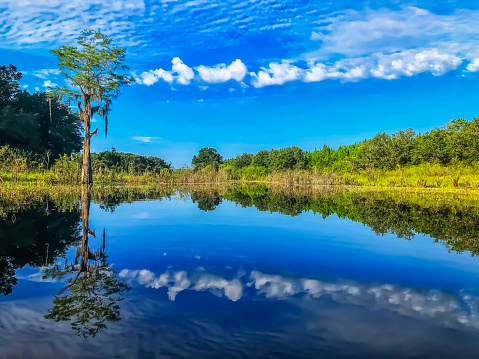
[1,0,479,167]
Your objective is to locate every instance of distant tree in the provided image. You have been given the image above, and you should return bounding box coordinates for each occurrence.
[412,128,450,165]
[92,149,171,174]
[252,150,271,168]
[269,146,305,170]
[191,147,223,170]
[231,153,253,169]
[359,132,393,170]
[0,64,21,107]
[50,30,133,184]
[389,129,416,168]
[447,118,479,163]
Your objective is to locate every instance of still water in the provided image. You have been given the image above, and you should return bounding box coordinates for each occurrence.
[1,186,479,358]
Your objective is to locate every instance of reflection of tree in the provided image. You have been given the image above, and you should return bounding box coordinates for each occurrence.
[0,257,18,296]
[44,187,130,338]
[0,201,81,296]
[191,190,222,212]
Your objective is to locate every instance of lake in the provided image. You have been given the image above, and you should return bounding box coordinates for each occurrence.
[1,185,479,358]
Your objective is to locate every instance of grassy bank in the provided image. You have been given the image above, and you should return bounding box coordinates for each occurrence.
[2,162,479,190]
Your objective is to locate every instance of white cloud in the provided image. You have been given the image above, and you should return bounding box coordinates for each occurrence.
[466,58,479,72]
[171,57,194,85]
[132,136,162,143]
[31,69,60,79]
[42,80,58,87]
[137,58,247,87]
[136,57,193,86]
[196,59,247,83]
[34,87,40,91]
[250,61,302,88]
[250,49,463,87]
[307,6,479,60]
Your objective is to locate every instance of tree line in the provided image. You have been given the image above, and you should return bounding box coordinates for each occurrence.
[191,118,479,173]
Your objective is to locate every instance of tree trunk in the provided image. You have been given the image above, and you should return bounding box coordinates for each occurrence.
[82,98,93,185]
[82,132,92,185]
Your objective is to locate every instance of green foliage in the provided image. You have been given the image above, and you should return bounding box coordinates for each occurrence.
[192,147,223,170]
[359,129,416,170]
[13,91,82,159]
[0,64,82,160]
[92,149,171,175]
[269,146,306,170]
[0,64,21,107]
[252,150,271,167]
[225,153,254,169]
[0,106,40,153]
[50,154,82,184]
[50,30,134,137]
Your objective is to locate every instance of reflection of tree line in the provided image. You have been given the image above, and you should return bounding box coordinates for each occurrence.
[0,185,177,218]
[197,185,479,256]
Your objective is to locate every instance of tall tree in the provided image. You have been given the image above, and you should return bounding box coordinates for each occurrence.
[50,30,133,185]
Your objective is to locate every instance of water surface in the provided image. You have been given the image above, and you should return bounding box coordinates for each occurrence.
[1,186,479,358]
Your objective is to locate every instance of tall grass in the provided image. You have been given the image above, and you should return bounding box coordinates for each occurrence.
[2,145,479,190]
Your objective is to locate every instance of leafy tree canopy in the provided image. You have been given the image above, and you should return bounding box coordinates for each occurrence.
[191,147,223,170]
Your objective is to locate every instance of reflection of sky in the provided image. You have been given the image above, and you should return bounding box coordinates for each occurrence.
[90,198,479,291]
[3,197,479,357]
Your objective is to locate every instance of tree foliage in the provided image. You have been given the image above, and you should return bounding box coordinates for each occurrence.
[0,64,82,162]
[92,149,171,174]
[191,147,223,170]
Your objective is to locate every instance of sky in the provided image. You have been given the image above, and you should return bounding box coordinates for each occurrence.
[1,0,479,167]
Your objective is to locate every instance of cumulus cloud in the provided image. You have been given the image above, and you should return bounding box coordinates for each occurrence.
[136,57,193,86]
[250,61,303,88]
[137,58,247,87]
[42,80,58,87]
[196,59,247,83]
[172,57,194,85]
[250,49,463,87]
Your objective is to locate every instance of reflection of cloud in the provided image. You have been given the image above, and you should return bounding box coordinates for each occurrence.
[249,271,479,328]
[17,272,58,283]
[119,268,243,302]
[120,267,479,328]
